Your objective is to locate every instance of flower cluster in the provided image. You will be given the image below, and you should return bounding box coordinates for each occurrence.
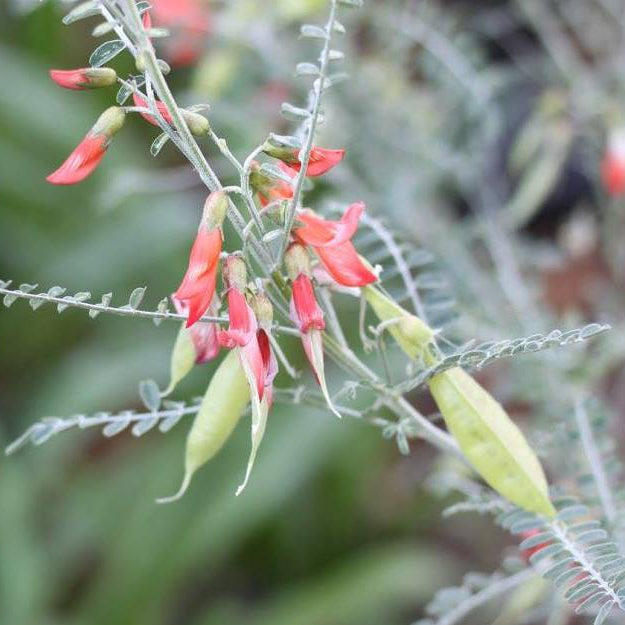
[162,144,377,492]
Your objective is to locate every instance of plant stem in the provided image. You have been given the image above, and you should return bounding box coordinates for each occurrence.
[276,0,340,267]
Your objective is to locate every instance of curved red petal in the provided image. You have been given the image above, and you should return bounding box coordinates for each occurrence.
[174,227,221,299]
[240,333,266,400]
[183,269,217,327]
[295,202,364,248]
[315,241,377,287]
[132,93,173,126]
[290,147,345,177]
[49,69,88,90]
[47,135,108,185]
[219,288,257,347]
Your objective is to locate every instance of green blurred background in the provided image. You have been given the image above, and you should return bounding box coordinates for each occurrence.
[5,0,622,622]
[0,2,498,624]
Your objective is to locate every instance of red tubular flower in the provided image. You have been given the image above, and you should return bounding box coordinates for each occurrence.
[287,147,345,177]
[290,273,325,334]
[218,287,257,349]
[174,192,227,327]
[132,92,173,126]
[49,67,117,90]
[47,107,125,185]
[294,202,377,287]
[285,244,339,418]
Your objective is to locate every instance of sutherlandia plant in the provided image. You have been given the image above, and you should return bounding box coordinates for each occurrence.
[3,1,625,624]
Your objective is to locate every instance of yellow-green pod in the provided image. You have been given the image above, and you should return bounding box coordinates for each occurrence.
[362,285,434,359]
[157,349,250,503]
[162,324,197,397]
[428,367,555,517]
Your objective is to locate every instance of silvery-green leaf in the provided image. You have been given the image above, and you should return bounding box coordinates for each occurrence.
[150,133,169,157]
[268,133,302,149]
[132,416,159,436]
[295,62,319,77]
[281,102,310,121]
[62,0,99,25]
[300,24,327,39]
[139,379,161,412]
[90,40,125,68]
[128,287,146,309]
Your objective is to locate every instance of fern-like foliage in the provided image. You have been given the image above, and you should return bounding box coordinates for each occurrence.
[393,323,610,393]
[444,493,625,622]
[414,566,535,625]
[354,212,456,330]
[0,279,298,335]
[5,398,201,455]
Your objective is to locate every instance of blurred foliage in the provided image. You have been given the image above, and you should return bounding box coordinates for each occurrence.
[3,0,625,624]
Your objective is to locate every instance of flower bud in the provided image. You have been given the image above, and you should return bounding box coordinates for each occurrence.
[49,67,117,90]
[223,255,248,292]
[285,243,312,281]
[182,110,210,137]
[249,292,273,330]
[202,190,228,229]
[91,106,127,139]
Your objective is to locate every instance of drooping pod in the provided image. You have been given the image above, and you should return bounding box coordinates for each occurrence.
[162,295,220,397]
[428,367,555,517]
[157,349,250,503]
[363,285,555,517]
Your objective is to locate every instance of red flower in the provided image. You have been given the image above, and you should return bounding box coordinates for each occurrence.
[294,202,377,287]
[218,287,257,349]
[49,67,117,90]
[286,147,345,177]
[172,296,220,364]
[602,129,625,196]
[132,93,173,126]
[149,0,211,67]
[175,226,222,328]
[602,153,625,196]
[174,192,227,328]
[258,177,294,208]
[285,244,339,418]
[47,107,125,185]
[290,273,325,334]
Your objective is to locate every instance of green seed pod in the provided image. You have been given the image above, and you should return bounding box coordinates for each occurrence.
[162,324,197,397]
[157,349,250,503]
[182,110,210,137]
[364,284,555,517]
[428,367,555,517]
[362,285,434,360]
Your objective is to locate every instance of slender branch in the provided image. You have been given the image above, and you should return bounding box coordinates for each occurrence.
[117,0,274,270]
[0,284,299,335]
[574,399,618,525]
[277,0,340,266]
[434,569,536,625]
